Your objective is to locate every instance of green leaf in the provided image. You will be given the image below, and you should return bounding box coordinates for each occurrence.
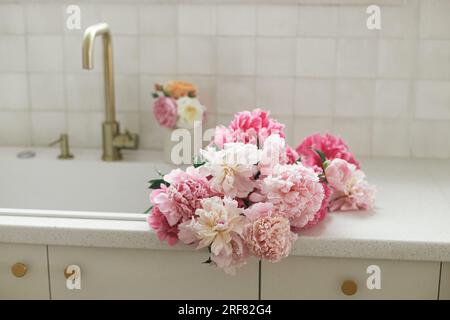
[193,161,205,168]
[144,206,153,214]
[152,92,159,99]
[314,149,327,164]
[148,178,169,189]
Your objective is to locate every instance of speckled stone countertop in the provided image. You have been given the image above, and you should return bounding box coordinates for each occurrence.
[0,148,449,262]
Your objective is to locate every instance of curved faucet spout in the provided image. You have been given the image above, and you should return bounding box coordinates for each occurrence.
[82,23,115,123]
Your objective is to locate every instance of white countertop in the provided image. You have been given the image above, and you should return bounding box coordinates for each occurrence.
[1,149,450,262]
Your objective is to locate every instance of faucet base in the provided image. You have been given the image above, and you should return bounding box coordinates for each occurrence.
[102,121,123,161]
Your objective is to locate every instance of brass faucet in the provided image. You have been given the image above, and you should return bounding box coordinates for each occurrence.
[82,23,138,161]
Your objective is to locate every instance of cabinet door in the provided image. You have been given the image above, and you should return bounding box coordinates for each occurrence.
[0,243,50,300]
[48,246,258,300]
[262,256,440,300]
[440,263,450,300]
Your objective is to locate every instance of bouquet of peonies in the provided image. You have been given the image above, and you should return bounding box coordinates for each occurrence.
[152,80,206,129]
[147,109,375,274]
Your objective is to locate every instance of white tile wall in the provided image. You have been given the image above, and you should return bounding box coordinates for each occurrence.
[0,0,448,160]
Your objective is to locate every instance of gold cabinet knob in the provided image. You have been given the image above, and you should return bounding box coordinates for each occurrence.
[341,280,358,296]
[64,266,75,279]
[11,263,28,278]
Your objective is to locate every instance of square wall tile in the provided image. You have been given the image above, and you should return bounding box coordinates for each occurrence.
[411,120,450,158]
[296,38,336,77]
[338,6,378,37]
[418,40,450,79]
[115,74,139,112]
[114,36,139,74]
[415,81,450,120]
[68,112,103,148]
[139,75,172,112]
[100,4,138,35]
[178,37,215,75]
[178,5,216,36]
[293,117,333,146]
[0,74,28,110]
[26,3,63,34]
[139,5,177,35]
[379,4,417,38]
[140,36,177,74]
[373,119,410,157]
[31,112,66,146]
[298,6,338,37]
[337,38,377,77]
[333,118,372,157]
[295,78,333,117]
[335,79,375,118]
[255,77,294,115]
[374,80,410,119]
[257,5,297,36]
[217,37,255,76]
[0,111,31,145]
[378,39,415,78]
[419,0,450,39]
[0,4,25,34]
[66,73,103,112]
[217,5,256,36]
[0,36,26,72]
[139,110,165,150]
[117,112,140,134]
[30,74,64,111]
[216,77,255,114]
[256,38,296,76]
[27,36,63,72]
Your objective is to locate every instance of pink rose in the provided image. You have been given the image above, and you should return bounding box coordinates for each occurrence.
[296,133,360,169]
[153,96,177,128]
[325,158,357,192]
[147,206,179,246]
[244,212,297,262]
[261,164,325,229]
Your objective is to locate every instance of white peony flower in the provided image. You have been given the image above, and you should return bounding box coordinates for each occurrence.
[201,143,260,198]
[176,97,205,129]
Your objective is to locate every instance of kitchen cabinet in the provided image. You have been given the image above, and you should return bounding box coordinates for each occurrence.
[48,245,258,300]
[440,263,450,300]
[261,256,440,300]
[1,242,448,300]
[0,243,49,299]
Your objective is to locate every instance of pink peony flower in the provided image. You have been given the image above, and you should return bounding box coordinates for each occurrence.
[153,96,177,128]
[261,164,325,229]
[244,206,297,262]
[259,134,289,176]
[325,159,376,212]
[211,234,249,275]
[296,133,360,169]
[213,109,285,148]
[285,146,299,164]
[147,206,179,246]
[150,167,213,227]
[329,181,376,212]
[296,182,331,231]
[325,158,357,192]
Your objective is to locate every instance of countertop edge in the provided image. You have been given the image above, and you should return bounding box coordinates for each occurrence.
[1,217,449,263]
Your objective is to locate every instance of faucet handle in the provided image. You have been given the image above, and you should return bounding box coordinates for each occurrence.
[49,134,74,160]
